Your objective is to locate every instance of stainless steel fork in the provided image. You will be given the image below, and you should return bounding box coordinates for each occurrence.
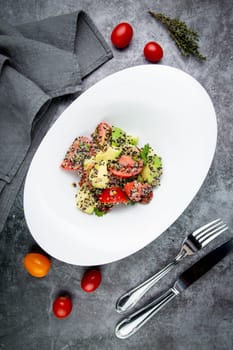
[116,218,228,314]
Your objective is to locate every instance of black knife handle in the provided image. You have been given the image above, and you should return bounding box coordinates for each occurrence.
[176,238,233,291]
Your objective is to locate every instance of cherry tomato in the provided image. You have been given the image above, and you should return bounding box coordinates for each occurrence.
[109,155,143,178]
[81,269,102,292]
[53,296,73,319]
[98,187,128,204]
[111,22,133,49]
[144,41,163,63]
[23,253,51,278]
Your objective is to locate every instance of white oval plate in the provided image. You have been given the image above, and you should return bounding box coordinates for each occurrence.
[24,65,217,266]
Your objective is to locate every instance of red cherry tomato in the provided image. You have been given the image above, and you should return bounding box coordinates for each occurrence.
[98,187,128,204]
[144,41,163,63]
[111,22,133,49]
[81,269,102,292]
[53,296,72,319]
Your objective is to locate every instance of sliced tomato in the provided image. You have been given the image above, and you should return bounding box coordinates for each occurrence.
[119,155,136,167]
[92,122,112,147]
[140,190,153,204]
[61,136,93,171]
[124,180,153,202]
[109,155,143,178]
[98,187,128,204]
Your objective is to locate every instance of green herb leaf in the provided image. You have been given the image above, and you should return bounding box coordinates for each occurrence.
[148,11,206,61]
[94,208,106,217]
[140,144,150,164]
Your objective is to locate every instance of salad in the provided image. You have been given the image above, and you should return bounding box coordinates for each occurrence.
[60,122,162,216]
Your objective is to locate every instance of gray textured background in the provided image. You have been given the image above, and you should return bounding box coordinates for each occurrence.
[0,0,233,349]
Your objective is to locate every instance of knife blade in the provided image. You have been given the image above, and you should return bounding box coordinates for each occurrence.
[115,238,233,339]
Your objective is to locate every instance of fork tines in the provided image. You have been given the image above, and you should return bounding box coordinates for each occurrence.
[192,218,228,247]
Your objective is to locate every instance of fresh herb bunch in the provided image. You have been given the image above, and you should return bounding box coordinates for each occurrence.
[148,11,206,61]
[139,143,150,165]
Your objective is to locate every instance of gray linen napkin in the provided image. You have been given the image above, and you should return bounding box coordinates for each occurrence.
[0,11,113,232]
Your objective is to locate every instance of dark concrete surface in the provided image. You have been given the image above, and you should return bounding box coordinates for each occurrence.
[0,0,233,349]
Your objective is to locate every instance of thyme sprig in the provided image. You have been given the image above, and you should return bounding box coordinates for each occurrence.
[148,11,206,61]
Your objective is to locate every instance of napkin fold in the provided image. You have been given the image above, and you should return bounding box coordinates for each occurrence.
[0,11,113,232]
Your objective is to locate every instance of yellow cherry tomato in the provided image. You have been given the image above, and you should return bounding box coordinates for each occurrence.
[23,253,51,277]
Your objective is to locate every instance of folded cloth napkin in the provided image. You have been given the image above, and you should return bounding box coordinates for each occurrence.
[0,10,113,232]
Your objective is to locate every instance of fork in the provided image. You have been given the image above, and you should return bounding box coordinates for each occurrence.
[116,218,228,314]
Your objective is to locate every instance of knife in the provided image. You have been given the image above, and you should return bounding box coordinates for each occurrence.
[115,238,233,339]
